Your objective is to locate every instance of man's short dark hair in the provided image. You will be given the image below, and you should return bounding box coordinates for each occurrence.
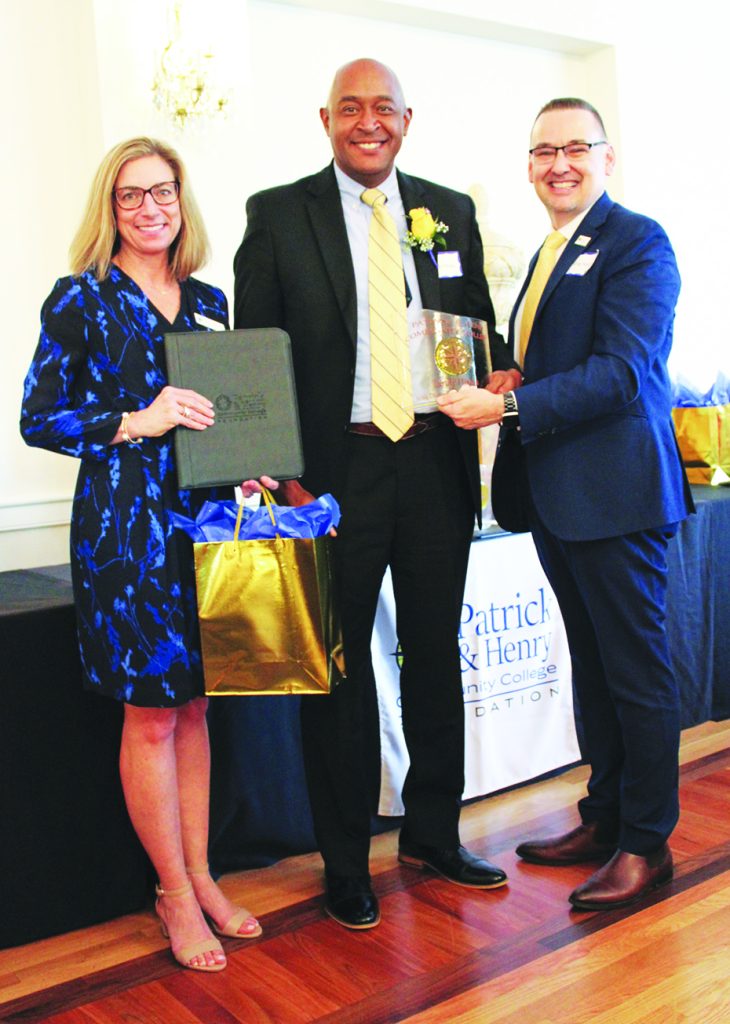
[534,98,607,137]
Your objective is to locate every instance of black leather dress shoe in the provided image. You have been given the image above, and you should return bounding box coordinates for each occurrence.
[515,822,618,866]
[569,844,673,911]
[324,875,380,929]
[398,842,507,889]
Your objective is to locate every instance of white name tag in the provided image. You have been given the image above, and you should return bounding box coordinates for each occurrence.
[193,312,226,330]
[565,250,599,276]
[575,234,592,247]
[437,251,463,278]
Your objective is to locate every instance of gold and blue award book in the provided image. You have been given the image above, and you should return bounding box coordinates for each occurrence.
[165,327,304,489]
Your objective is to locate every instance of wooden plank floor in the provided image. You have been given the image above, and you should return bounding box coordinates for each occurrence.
[2,720,729,1024]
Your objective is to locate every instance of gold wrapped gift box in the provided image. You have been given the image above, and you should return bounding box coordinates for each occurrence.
[672,405,730,486]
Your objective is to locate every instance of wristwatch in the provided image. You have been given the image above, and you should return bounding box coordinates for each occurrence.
[502,390,520,425]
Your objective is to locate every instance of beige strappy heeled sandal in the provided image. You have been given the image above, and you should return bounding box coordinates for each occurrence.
[155,881,226,972]
[187,864,263,939]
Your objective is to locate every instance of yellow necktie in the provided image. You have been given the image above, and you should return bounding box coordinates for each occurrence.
[519,230,564,363]
[361,188,414,441]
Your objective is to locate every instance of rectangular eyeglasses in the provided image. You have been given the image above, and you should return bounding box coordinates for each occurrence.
[529,142,607,163]
[112,180,180,210]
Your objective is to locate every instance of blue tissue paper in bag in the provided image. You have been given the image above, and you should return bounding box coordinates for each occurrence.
[170,493,340,542]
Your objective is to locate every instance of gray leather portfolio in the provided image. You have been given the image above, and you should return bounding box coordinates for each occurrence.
[165,327,304,488]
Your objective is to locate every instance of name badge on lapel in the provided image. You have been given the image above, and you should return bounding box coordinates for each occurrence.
[437,251,463,279]
[194,312,226,331]
[565,250,599,277]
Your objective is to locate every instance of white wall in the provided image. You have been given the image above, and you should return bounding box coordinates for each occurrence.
[3,0,726,570]
[1,0,103,569]
[91,0,252,297]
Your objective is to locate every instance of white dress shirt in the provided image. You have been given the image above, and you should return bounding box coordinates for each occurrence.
[333,164,438,420]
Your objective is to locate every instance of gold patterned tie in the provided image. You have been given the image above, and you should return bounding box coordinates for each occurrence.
[361,188,414,441]
[519,230,565,363]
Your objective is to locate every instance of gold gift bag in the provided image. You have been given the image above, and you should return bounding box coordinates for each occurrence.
[194,494,345,695]
[672,405,730,485]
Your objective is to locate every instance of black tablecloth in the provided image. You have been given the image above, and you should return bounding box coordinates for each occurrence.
[2,486,728,947]
[0,567,150,949]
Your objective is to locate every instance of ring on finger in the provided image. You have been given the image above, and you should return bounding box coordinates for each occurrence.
[182,405,190,418]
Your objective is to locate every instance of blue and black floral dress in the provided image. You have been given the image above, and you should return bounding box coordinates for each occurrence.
[21,266,230,707]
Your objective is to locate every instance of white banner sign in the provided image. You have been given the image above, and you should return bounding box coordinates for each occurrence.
[373,531,580,815]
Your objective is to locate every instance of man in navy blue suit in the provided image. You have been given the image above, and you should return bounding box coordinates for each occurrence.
[438,98,694,911]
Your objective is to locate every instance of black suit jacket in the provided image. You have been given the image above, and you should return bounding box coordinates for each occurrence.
[234,162,515,517]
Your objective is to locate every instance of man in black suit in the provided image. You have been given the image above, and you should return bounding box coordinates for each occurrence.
[234,58,520,929]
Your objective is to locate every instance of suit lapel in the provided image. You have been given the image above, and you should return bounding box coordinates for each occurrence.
[540,193,612,309]
[520,192,614,339]
[306,165,358,346]
[508,264,532,352]
[304,165,465,342]
[397,170,441,310]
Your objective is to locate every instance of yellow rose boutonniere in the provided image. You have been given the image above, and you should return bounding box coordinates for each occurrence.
[405,207,449,264]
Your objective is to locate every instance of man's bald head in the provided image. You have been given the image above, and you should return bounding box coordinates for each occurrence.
[320,58,412,187]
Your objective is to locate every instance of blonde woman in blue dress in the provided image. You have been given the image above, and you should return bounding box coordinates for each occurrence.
[22,138,272,972]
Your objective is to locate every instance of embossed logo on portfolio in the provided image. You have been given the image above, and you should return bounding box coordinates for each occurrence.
[214,392,268,422]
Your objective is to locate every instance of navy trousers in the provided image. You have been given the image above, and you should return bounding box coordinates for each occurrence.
[528,507,680,855]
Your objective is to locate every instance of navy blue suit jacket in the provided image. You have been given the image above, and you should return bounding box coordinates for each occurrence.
[494,192,692,542]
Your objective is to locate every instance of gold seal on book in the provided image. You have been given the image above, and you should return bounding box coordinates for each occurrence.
[435,337,473,377]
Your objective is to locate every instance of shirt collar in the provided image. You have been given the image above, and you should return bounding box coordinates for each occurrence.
[333,163,400,204]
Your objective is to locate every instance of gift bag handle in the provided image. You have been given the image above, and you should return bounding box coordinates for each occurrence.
[232,487,280,545]
[260,487,279,532]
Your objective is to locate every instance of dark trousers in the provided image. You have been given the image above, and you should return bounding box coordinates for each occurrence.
[300,419,475,877]
[528,506,680,855]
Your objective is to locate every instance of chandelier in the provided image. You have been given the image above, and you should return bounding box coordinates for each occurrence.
[152,2,230,128]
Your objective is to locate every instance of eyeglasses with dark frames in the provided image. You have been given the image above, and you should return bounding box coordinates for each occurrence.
[529,141,608,163]
[112,180,180,210]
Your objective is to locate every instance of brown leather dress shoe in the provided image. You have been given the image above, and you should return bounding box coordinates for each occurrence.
[515,822,617,866]
[569,844,673,911]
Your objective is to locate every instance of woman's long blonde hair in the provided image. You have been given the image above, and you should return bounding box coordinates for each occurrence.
[69,136,210,281]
